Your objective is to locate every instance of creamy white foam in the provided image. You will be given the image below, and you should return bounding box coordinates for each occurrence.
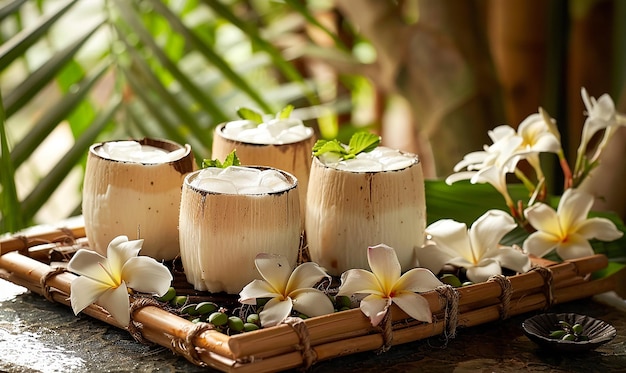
[221,118,313,145]
[318,146,416,172]
[96,141,186,163]
[190,166,292,194]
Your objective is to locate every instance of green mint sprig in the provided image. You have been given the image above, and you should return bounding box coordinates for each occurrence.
[312,132,381,160]
[236,105,295,126]
[202,150,241,168]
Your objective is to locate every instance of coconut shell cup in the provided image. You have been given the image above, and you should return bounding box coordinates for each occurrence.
[82,138,195,261]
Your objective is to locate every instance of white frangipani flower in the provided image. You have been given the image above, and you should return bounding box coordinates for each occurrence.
[514,111,562,179]
[446,125,522,204]
[418,210,531,283]
[337,244,442,327]
[523,188,623,260]
[68,235,173,326]
[239,254,334,327]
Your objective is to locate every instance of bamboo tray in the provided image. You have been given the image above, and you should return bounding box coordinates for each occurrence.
[0,222,616,372]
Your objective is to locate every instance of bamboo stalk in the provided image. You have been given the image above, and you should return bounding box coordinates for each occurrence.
[0,249,609,363]
[0,224,86,255]
[0,252,234,358]
[214,275,616,373]
[225,254,608,359]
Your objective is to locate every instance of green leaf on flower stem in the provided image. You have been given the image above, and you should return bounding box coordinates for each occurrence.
[277,104,294,119]
[312,132,380,160]
[202,150,241,168]
[236,107,264,124]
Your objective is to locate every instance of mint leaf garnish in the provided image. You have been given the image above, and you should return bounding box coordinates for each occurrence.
[312,139,347,156]
[348,132,380,155]
[312,132,381,160]
[236,107,264,124]
[202,150,241,168]
[277,104,294,119]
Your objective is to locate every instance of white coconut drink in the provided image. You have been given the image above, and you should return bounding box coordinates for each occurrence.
[305,132,426,276]
[82,138,195,261]
[211,106,315,226]
[179,162,301,294]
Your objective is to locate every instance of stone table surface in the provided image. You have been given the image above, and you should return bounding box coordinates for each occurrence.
[1,278,625,373]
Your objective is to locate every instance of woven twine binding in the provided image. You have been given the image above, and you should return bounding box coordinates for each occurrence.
[487,274,513,320]
[436,284,460,340]
[530,266,555,310]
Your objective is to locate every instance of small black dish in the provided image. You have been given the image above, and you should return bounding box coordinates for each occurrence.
[522,313,616,353]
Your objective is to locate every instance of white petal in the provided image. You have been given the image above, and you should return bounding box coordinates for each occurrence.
[69,275,110,315]
[557,189,593,232]
[254,253,292,293]
[491,247,531,274]
[425,219,472,261]
[414,244,454,275]
[577,217,624,241]
[98,282,131,326]
[453,151,488,172]
[285,262,328,294]
[488,125,516,142]
[465,259,502,283]
[555,234,595,260]
[122,257,173,295]
[290,289,335,317]
[445,171,476,185]
[239,279,279,304]
[107,236,142,272]
[367,244,401,292]
[259,296,293,327]
[445,256,474,269]
[67,249,116,287]
[523,231,559,258]
[524,203,561,236]
[395,268,442,293]
[472,166,508,196]
[392,292,433,323]
[337,269,384,297]
[469,210,516,261]
[360,294,390,326]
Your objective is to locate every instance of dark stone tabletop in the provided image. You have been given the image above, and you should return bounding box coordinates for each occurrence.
[1,278,625,373]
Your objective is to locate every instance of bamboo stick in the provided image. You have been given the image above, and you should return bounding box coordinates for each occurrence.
[225,254,608,359]
[0,249,609,363]
[214,275,616,373]
[0,223,86,255]
[0,252,234,358]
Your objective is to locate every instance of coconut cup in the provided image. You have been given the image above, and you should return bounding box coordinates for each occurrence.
[82,138,195,261]
[305,153,426,276]
[178,166,301,294]
[211,123,315,228]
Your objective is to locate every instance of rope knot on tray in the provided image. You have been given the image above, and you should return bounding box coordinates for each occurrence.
[40,267,67,302]
[282,316,317,371]
[487,274,512,320]
[530,266,554,310]
[128,296,165,345]
[436,284,459,340]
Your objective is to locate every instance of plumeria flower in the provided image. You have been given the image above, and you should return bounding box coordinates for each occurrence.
[68,235,173,326]
[514,110,561,178]
[239,253,334,327]
[446,125,522,210]
[337,244,443,327]
[523,188,623,260]
[579,87,621,159]
[418,210,531,283]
